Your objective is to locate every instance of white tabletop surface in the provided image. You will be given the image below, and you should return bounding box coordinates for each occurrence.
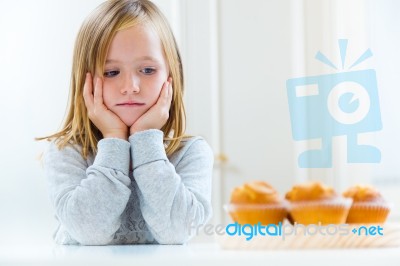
[1,241,400,266]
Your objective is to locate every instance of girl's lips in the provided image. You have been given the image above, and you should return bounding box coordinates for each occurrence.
[117,102,145,106]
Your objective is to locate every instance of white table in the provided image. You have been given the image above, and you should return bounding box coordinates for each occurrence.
[1,241,400,266]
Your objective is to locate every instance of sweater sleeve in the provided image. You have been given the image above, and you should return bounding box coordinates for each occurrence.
[43,138,132,245]
[129,129,213,244]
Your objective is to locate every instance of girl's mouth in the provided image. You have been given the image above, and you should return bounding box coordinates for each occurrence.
[117,102,145,106]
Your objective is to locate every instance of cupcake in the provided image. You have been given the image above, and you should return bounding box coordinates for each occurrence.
[285,182,352,225]
[227,181,287,225]
[343,185,390,224]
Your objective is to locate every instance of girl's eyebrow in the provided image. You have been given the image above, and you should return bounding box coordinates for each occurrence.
[105,56,160,64]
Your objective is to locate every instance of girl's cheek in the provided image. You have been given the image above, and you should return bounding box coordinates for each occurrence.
[143,77,162,93]
[155,74,167,91]
[102,84,113,107]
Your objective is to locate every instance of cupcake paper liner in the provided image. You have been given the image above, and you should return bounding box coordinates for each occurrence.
[287,198,353,225]
[224,202,288,225]
[346,201,391,224]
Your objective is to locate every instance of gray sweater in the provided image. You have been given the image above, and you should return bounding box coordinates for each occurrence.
[43,129,213,245]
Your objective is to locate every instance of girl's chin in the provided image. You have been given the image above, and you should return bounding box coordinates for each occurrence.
[120,117,140,127]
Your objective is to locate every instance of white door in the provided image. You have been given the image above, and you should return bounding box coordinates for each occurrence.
[216,0,299,223]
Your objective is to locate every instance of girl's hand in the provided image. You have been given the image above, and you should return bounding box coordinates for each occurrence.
[130,77,173,135]
[83,72,128,140]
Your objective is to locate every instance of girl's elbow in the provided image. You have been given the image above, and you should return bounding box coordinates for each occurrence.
[65,219,115,245]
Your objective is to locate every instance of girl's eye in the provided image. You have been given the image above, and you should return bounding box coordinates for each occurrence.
[104,70,120,77]
[140,68,156,75]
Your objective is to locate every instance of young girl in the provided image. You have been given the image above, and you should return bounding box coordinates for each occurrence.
[39,0,213,245]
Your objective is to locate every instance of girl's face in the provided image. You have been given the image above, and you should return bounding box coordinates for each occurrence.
[101,25,169,127]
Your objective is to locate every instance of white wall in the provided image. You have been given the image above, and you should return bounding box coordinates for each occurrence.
[367,0,400,220]
[299,0,371,189]
[217,0,297,224]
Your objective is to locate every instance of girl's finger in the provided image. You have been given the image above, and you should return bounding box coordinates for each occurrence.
[157,80,168,102]
[93,76,104,106]
[167,82,173,109]
[83,73,94,109]
[156,79,171,108]
[164,80,170,99]
[163,78,172,99]
[168,77,173,100]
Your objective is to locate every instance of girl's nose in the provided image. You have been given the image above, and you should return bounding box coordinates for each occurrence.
[121,75,140,95]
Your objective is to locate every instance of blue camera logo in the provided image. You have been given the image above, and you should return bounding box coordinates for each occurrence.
[286,39,382,168]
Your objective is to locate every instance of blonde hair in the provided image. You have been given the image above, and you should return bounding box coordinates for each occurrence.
[37,0,186,159]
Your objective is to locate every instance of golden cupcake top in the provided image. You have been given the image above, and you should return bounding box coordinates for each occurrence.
[285,181,337,201]
[230,181,281,204]
[343,184,384,202]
